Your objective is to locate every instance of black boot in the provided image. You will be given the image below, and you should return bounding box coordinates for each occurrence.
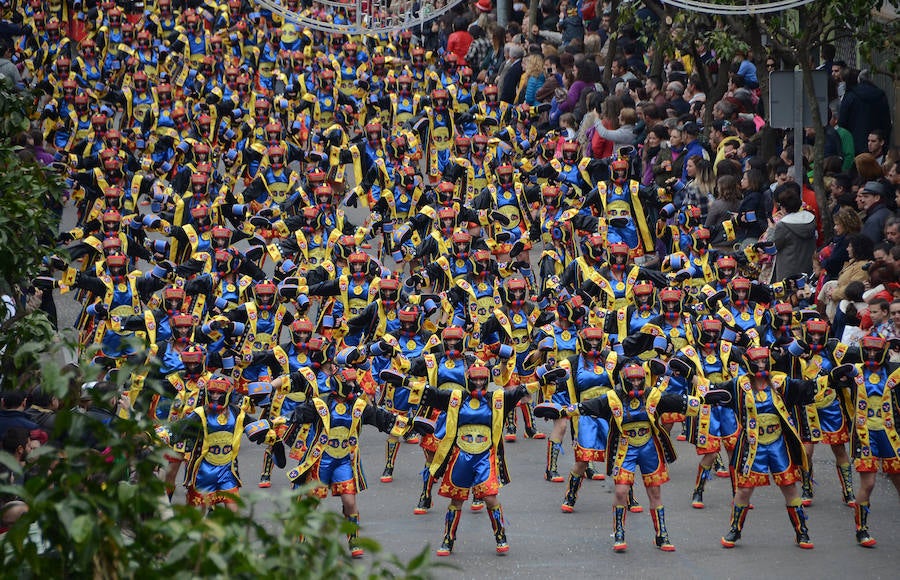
[414,469,435,515]
[504,410,517,442]
[692,464,712,509]
[346,513,363,558]
[561,472,584,512]
[854,502,877,547]
[787,501,814,549]
[436,506,462,556]
[545,440,563,482]
[628,486,643,513]
[721,503,750,548]
[381,440,399,483]
[488,504,509,554]
[651,506,675,551]
[259,448,274,488]
[613,505,627,552]
[800,468,814,506]
[521,402,545,439]
[837,463,856,506]
[585,461,605,480]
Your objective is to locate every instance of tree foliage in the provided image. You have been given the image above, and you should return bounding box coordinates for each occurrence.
[0,77,63,294]
[0,76,66,375]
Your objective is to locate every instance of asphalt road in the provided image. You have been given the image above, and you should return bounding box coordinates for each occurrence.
[49,188,900,579]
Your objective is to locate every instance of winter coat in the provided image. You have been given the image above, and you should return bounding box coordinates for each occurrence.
[770,210,817,280]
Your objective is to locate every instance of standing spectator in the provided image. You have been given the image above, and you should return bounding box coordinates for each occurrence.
[652,125,686,187]
[0,39,23,91]
[706,174,743,251]
[665,81,690,116]
[885,217,900,246]
[480,27,506,83]
[557,58,600,115]
[639,125,668,186]
[557,5,584,49]
[535,55,562,103]
[817,206,861,281]
[592,106,637,153]
[679,122,709,181]
[539,1,559,34]
[852,153,884,188]
[829,105,856,172]
[645,77,666,109]
[0,392,40,439]
[499,43,525,104]
[769,182,817,280]
[446,16,474,66]
[1,427,46,531]
[587,94,619,158]
[886,160,900,188]
[867,129,887,165]
[821,236,874,322]
[733,50,758,89]
[884,301,900,339]
[839,69,892,155]
[857,180,892,244]
[519,53,545,105]
[465,25,491,75]
[732,167,770,245]
[671,156,715,221]
[24,387,59,432]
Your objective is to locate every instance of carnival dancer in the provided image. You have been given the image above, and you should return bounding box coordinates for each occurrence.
[677,319,743,508]
[713,346,821,550]
[156,375,271,512]
[281,367,409,558]
[790,317,856,507]
[554,326,617,512]
[536,359,725,552]
[404,326,478,514]
[830,336,900,548]
[383,363,564,556]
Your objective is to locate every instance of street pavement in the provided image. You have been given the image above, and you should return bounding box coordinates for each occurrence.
[48,192,900,580]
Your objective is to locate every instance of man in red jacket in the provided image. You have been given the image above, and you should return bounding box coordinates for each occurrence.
[446,16,474,66]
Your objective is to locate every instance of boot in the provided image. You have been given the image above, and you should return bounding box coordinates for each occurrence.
[692,464,712,509]
[545,440,564,482]
[836,463,856,506]
[436,505,462,556]
[258,448,274,488]
[585,461,606,481]
[521,402,545,439]
[800,468,814,507]
[487,504,510,554]
[714,454,730,478]
[613,505,627,552]
[628,486,643,513]
[561,472,584,513]
[504,410,517,442]
[470,499,485,512]
[381,440,399,483]
[346,513,363,558]
[787,500,814,549]
[677,424,687,442]
[721,503,750,548]
[651,506,675,552]
[414,468,435,515]
[854,502,877,547]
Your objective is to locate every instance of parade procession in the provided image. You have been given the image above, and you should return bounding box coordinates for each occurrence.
[0,0,898,573]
